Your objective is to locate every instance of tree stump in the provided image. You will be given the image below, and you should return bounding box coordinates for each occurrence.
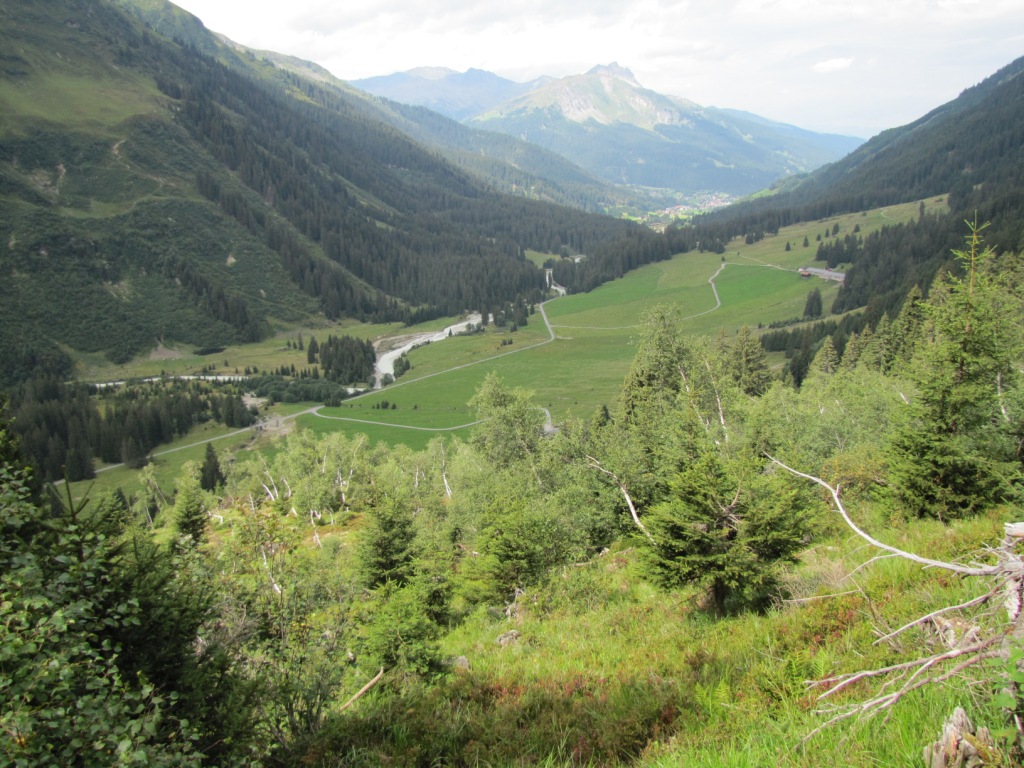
[922,708,997,768]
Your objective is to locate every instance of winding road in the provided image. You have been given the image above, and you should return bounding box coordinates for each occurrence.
[92,254,834,472]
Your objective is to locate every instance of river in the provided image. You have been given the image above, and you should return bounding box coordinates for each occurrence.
[374,313,482,388]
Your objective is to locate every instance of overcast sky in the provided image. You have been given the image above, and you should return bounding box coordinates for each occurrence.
[171,0,1023,138]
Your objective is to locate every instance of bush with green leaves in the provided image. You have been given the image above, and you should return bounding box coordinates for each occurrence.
[0,467,202,766]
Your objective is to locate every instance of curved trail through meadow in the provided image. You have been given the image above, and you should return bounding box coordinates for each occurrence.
[550,260,728,330]
[92,260,728,469]
[298,262,728,433]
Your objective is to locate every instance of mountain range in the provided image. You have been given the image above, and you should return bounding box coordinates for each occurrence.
[1,0,1023,386]
[353,63,864,196]
[350,66,548,122]
[0,0,645,382]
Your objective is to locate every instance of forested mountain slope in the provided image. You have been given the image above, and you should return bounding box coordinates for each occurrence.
[687,55,1024,323]
[327,96,664,214]
[703,55,1024,239]
[787,56,1024,221]
[255,53,663,214]
[0,0,638,383]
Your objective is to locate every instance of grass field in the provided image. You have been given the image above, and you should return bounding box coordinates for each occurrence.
[67,197,946,494]
[298,197,945,446]
[69,421,255,501]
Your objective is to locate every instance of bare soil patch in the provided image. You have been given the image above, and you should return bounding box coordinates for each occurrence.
[149,341,185,361]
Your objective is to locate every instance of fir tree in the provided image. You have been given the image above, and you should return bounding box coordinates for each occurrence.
[200,442,225,492]
[887,223,1024,518]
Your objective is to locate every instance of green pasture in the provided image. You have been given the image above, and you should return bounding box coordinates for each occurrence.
[384,319,552,380]
[72,197,944,460]
[68,420,257,502]
[295,412,473,452]
[72,314,472,383]
[0,71,158,133]
[525,249,553,267]
[258,198,943,447]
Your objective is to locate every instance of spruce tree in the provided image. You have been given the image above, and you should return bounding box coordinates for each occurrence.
[808,336,840,378]
[606,319,807,614]
[641,414,805,614]
[356,497,417,588]
[803,287,823,319]
[200,442,225,492]
[174,463,208,547]
[887,224,1023,518]
[729,326,771,396]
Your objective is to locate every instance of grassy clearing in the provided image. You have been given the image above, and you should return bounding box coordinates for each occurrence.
[295,413,472,452]
[325,510,1010,766]
[526,249,554,268]
[69,420,256,501]
[0,70,160,133]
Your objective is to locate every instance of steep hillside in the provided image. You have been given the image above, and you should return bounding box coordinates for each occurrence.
[771,55,1024,220]
[690,55,1024,321]
[261,55,667,214]
[467,64,863,195]
[357,99,681,214]
[0,0,639,383]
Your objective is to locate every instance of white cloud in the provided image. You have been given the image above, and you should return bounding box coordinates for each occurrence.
[171,0,1023,137]
[812,57,855,73]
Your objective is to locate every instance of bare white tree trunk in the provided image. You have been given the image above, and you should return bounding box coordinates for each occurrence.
[768,454,1024,745]
[586,456,655,543]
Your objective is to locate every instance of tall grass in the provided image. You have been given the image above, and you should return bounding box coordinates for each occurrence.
[306,508,1013,766]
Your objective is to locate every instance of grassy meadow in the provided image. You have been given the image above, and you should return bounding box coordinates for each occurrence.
[286,197,944,443]
[68,197,946,497]
[298,505,1013,766]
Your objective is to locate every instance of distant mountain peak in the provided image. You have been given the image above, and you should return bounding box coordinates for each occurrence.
[480,64,674,129]
[405,66,459,80]
[586,62,639,86]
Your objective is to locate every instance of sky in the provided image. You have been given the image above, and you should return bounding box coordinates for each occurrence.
[171,0,1024,138]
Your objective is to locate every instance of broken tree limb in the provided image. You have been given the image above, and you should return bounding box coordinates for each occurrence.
[338,667,385,713]
[585,456,655,543]
[766,454,999,577]
[770,453,1024,746]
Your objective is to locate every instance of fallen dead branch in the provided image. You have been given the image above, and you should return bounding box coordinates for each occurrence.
[767,454,1024,746]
